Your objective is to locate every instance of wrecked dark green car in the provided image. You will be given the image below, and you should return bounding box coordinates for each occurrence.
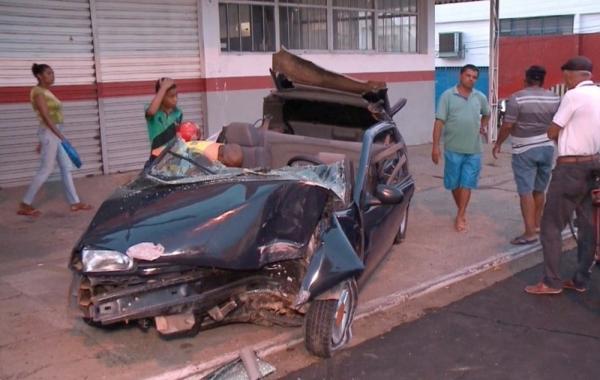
[69,51,414,357]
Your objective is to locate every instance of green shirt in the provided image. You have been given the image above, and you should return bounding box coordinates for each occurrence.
[144,105,182,149]
[436,86,490,154]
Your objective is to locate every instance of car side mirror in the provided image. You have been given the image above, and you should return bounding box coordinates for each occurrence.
[367,184,404,206]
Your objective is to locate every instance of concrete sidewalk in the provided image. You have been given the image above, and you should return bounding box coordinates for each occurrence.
[0,143,567,379]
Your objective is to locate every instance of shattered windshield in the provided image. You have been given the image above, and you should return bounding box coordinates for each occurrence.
[147,139,349,201]
[149,139,243,181]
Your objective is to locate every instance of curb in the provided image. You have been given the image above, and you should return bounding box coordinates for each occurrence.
[146,230,573,380]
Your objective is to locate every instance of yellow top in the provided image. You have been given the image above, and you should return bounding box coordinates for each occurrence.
[186,140,213,154]
[186,140,220,161]
[30,86,63,124]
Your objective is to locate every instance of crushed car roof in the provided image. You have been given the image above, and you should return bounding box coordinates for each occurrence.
[271,49,389,105]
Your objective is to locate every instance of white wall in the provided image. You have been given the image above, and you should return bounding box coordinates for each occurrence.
[435,0,600,68]
[578,13,600,34]
[199,0,437,145]
[435,19,490,67]
[200,1,435,78]
[205,88,270,137]
[499,0,600,20]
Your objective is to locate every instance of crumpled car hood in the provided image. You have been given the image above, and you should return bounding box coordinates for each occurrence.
[74,166,347,271]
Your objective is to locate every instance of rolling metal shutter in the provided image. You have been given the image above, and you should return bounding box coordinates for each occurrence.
[0,0,102,187]
[93,0,204,173]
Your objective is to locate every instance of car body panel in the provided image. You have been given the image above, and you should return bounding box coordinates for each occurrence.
[299,215,365,302]
[74,171,347,271]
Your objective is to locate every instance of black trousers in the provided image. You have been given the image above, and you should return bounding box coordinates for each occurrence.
[540,158,600,288]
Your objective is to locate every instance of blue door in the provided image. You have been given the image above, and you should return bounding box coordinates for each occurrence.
[435,66,489,109]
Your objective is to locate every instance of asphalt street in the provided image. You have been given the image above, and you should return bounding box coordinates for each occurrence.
[283,248,600,380]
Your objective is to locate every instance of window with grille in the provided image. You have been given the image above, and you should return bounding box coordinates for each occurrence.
[377,0,418,52]
[219,2,276,52]
[219,0,421,53]
[499,15,574,37]
[333,0,374,51]
[279,0,328,50]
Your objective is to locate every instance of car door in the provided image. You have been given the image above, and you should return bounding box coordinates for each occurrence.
[354,122,414,287]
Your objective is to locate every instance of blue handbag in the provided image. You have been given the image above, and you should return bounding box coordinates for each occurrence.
[61,139,82,168]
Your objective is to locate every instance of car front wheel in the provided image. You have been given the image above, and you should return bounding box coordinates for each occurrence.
[303,279,358,358]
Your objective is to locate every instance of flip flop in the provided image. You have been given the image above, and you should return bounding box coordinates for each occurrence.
[510,236,538,245]
[17,203,41,217]
[70,203,93,212]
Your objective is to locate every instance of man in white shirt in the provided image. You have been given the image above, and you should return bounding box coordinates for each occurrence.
[525,56,600,295]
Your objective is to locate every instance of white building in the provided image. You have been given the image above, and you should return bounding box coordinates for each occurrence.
[435,0,600,68]
[0,0,446,187]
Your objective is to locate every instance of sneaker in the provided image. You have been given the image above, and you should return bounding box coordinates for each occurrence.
[562,280,587,293]
[524,282,562,295]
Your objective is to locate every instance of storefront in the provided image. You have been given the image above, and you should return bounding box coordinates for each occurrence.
[0,0,437,187]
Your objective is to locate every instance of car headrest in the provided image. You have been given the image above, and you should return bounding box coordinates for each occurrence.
[221,122,265,147]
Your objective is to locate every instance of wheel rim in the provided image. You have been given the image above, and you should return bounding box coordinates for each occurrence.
[331,285,352,345]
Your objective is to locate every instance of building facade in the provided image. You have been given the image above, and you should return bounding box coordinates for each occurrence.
[435,0,600,102]
[0,0,437,187]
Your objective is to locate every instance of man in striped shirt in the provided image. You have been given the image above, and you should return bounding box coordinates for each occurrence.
[493,65,560,245]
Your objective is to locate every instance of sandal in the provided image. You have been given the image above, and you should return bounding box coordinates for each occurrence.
[17,202,41,217]
[70,203,93,212]
[510,235,538,245]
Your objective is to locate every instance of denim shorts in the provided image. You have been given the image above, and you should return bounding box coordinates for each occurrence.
[511,145,554,194]
[443,150,482,190]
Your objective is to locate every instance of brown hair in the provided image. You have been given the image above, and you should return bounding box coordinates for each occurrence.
[155,77,177,93]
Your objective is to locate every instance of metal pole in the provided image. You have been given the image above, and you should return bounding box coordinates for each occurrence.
[487,0,499,143]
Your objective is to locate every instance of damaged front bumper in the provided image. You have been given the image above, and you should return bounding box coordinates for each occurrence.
[69,261,306,334]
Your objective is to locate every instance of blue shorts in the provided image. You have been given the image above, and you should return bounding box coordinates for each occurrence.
[511,146,554,195]
[443,150,481,190]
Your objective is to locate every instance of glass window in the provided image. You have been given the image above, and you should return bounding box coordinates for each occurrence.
[542,16,558,35]
[333,9,374,50]
[527,18,542,35]
[499,15,574,37]
[557,15,573,35]
[220,0,420,53]
[512,18,527,36]
[279,5,328,50]
[499,19,512,36]
[333,0,374,8]
[377,0,417,53]
[219,2,275,52]
[282,0,326,4]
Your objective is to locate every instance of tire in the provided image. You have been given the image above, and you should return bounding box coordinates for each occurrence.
[304,279,357,358]
[394,204,410,244]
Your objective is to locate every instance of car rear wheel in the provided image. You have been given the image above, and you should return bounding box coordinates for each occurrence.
[394,204,409,244]
[304,279,357,358]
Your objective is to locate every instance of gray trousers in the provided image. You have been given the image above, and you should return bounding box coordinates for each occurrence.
[22,125,80,206]
[540,158,600,288]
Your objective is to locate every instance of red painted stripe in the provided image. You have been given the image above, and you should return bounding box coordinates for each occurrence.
[98,78,206,98]
[0,84,97,104]
[0,70,433,104]
[204,75,274,92]
[349,70,435,83]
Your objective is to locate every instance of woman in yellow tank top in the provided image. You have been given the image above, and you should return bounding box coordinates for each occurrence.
[17,63,92,216]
